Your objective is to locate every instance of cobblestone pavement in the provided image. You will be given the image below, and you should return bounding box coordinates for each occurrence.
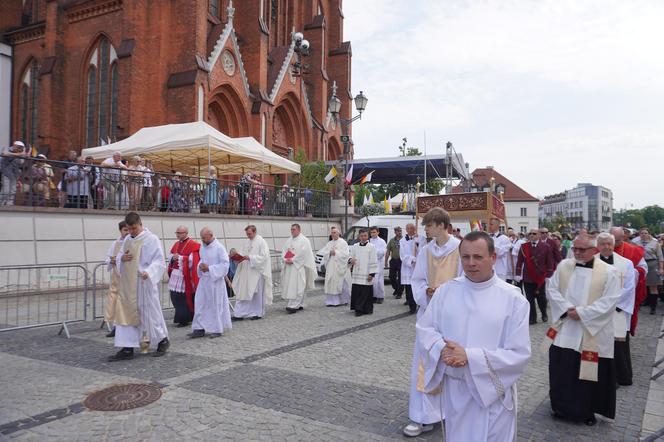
[1,285,662,441]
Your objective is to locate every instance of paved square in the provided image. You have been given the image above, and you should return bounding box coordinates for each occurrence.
[0,287,661,441]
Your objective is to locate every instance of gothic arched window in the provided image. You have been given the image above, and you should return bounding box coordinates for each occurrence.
[85,37,119,147]
[18,60,40,145]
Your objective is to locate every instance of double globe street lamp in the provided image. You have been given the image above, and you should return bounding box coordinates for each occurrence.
[328,84,368,233]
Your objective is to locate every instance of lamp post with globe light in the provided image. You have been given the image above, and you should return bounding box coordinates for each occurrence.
[328,83,368,233]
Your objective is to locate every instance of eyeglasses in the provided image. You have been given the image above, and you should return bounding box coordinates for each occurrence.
[175,231,187,234]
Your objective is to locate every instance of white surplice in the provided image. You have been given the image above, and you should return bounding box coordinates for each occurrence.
[233,235,273,318]
[597,253,635,336]
[319,238,352,306]
[280,234,316,309]
[115,229,169,349]
[349,242,379,286]
[416,275,531,442]
[400,235,421,285]
[192,239,231,334]
[408,237,462,425]
[546,259,620,358]
[370,236,387,299]
[490,233,513,281]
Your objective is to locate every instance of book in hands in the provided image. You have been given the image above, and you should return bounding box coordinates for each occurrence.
[284,250,295,260]
[230,253,247,263]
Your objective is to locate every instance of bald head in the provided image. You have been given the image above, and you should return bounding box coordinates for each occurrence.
[609,227,624,245]
[200,227,214,245]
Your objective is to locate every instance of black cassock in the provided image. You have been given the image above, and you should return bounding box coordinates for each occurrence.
[614,334,633,386]
[170,290,194,325]
[549,346,616,421]
[351,285,374,315]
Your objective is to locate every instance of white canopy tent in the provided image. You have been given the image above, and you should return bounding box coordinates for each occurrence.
[81,121,300,175]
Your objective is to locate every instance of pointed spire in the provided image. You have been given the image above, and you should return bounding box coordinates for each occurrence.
[227,0,235,22]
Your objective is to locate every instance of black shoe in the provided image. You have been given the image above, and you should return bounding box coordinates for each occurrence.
[542,315,548,322]
[286,307,297,314]
[585,417,596,426]
[249,316,262,320]
[208,333,222,339]
[403,301,408,306]
[231,316,244,321]
[409,309,417,315]
[376,299,384,304]
[529,320,537,325]
[650,310,656,315]
[298,307,304,310]
[105,327,116,338]
[395,295,402,299]
[175,323,189,328]
[108,348,134,362]
[355,312,363,317]
[153,338,170,357]
[187,330,205,339]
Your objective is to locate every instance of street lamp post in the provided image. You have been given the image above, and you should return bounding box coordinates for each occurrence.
[328,82,368,234]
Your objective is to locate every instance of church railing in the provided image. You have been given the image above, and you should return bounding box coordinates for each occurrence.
[0,155,331,218]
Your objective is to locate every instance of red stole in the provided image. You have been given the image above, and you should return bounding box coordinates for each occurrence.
[614,242,647,335]
[169,238,201,311]
[522,242,546,289]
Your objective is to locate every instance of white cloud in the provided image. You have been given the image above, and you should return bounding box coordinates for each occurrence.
[342,0,664,209]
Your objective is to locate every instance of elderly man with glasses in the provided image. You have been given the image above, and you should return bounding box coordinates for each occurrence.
[516,229,555,324]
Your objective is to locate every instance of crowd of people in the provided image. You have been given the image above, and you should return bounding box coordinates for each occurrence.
[0,143,325,216]
[90,203,664,440]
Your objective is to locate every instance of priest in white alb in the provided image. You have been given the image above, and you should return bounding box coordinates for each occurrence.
[487,217,513,281]
[109,212,170,361]
[369,226,387,304]
[231,225,272,320]
[596,232,636,386]
[281,223,316,313]
[545,234,620,425]
[349,229,379,316]
[319,227,351,307]
[403,208,462,437]
[416,231,531,441]
[189,228,231,338]
[401,223,421,314]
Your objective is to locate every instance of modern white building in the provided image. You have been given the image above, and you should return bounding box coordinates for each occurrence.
[540,183,613,230]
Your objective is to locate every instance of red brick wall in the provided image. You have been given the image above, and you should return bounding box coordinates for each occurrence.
[6,0,352,165]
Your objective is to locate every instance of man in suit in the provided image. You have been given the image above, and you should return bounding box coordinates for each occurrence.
[539,227,562,265]
[516,228,554,324]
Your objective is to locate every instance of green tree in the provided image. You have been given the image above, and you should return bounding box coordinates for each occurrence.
[292,148,328,191]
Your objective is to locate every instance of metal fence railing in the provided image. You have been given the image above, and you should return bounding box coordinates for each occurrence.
[1,253,285,336]
[0,264,88,337]
[0,154,331,217]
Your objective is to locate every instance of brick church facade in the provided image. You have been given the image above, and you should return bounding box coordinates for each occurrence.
[0,0,352,165]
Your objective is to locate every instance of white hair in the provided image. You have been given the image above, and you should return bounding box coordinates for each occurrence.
[573,234,597,247]
[596,232,615,246]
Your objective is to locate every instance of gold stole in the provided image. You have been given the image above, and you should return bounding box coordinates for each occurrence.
[542,259,608,382]
[105,240,123,322]
[417,247,461,393]
[115,238,144,326]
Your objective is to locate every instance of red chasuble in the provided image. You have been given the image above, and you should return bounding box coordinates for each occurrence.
[615,242,646,335]
[168,238,201,311]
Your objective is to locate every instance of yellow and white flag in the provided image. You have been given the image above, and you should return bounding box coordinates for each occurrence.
[324,166,338,183]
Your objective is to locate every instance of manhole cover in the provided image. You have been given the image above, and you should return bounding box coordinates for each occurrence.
[84,383,162,411]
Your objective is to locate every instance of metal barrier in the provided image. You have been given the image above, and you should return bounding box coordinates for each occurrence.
[0,264,89,337]
[0,252,283,335]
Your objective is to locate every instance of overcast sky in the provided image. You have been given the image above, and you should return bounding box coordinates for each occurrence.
[342,0,664,209]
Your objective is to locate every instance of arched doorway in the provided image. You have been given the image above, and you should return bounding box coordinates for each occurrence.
[207,84,249,137]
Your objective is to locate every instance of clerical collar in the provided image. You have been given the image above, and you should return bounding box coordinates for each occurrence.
[576,258,595,268]
[359,241,368,246]
[464,272,497,289]
[599,254,614,264]
[405,234,415,241]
